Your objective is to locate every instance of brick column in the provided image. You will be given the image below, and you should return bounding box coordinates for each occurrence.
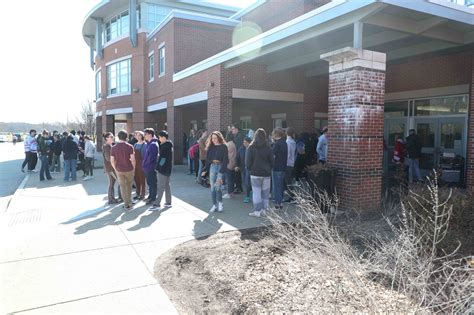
[321,47,386,211]
[95,116,103,151]
[467,53,474,191]
[168,105,184,164]
[207,65,232,133]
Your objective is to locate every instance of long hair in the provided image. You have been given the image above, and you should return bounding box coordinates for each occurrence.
[205,131,226,151]
[250,128,267,147]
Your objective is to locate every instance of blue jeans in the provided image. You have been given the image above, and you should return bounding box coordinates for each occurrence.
[241,168,251,198]
[188,153,194,173]
[408,158,422,183]
[272,170,285,205]
[210,163,224,206]
[197,160,204,183]
[39,155,52,180]
[226,169,235,194]
[145,170,157,201]
[64,159,77,181]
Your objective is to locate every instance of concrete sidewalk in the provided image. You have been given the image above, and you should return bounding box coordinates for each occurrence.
[0,153,282,314]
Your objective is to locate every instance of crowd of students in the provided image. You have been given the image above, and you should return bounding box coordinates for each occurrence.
[185,124,329,217]
[20,129,96,182]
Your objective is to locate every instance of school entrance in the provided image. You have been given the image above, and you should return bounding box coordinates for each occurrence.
[384,94,468,185]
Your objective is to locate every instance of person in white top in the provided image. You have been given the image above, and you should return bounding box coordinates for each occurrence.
[83,136,96,180]
[285,127,297,202]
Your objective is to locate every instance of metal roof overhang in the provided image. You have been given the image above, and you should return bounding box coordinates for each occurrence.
[173,0,474,81]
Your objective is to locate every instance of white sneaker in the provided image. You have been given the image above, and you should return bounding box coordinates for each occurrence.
[209,205,216,213]
[249,211,261,217]
[83,176,91,181]
[261,210,267,217]
[218,202,223,212]
[222,193,232,199]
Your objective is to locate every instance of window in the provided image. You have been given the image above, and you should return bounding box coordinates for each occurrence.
[159,46,165,76]
[385,101,409,117]
[414,96,468,116]
[143,4,172,29]
[240,116,252,131]
[95,70,101,100]
[272,113,287,129]
[149,53,154,82]
[105,11,129,43]
[314,119,328,132]
[107,59,131,96]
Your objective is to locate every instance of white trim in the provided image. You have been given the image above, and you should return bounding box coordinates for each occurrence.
[147,101,168,112]
[146,9,239,41]
[385,85,469,101]
[427,0,474,14]
[174,91,208,106]
[148,50,154,57]
[95,111,103,118]
[232,88,304,103]
[105,54,132,67]
[106,92,131,99]
[95,66,102,74]
[105,107,133,115]
[158,42,165,49]
[172,0,374,81]
[103,34,129,49]
[314,112,328,118]
[271,113,287,119]
[230,0,266,19]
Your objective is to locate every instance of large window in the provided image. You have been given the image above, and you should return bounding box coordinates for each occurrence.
[105,11,129,43]
[159,46,165,76]
[107,59,131,96]
[143,4,172,29]
[95,70,101,100]
[414,95,468,116]
[149,53,154,82]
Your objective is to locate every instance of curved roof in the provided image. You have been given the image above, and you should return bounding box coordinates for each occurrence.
[82,0,239,47]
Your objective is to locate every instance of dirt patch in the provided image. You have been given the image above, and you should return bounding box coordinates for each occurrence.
[154,227,414,313]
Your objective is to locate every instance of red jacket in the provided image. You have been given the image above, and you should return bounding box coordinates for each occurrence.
[392,139,406,164]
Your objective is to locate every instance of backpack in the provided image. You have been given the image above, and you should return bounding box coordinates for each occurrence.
[189,143,199,159]
[296,141,305,155]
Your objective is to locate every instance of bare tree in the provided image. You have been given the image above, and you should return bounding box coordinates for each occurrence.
[75,101,96,140]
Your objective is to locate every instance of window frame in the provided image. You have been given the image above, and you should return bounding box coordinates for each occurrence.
[159,44,165,77]
[148,51,155,82]
[106,58,131,97]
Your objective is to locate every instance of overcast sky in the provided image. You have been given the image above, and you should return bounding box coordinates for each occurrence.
[0,0,255,124]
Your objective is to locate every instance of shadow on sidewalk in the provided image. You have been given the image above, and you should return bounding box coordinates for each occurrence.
[61,206,110,224]
[74,205,125,234]
[126,206,172,232]
[193,214,222,240]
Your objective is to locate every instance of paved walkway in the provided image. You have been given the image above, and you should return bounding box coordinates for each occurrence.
[0,153,279,314]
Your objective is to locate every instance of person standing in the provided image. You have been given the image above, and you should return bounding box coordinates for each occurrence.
[110,130,136,211]
[272,128,287,209]
[150,130,173,211]
[236,136,252,203]
[202,131,228,212]
[223,133,236,199]
[21,129,35,172]
[63,135,78,182]
[142,128,159,205]
[197,130,208,184]
[231,124,244,193]
[406,129,423,183]
[285,127,297,203]
[102,132,121,204]
[247,128,274,217]
[316,126,328,164]
[50,134,62,173]
[133,131,146,200]
[37,130,53,181]
[187,129,197,175]
[83,136,96,180]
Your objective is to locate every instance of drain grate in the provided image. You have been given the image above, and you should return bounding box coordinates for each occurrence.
[8,209,42,227]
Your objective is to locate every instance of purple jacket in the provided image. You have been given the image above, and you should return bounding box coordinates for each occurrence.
[142,138,159,172]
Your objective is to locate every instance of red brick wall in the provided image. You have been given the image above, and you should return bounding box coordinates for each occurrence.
[386,51,472,93]
[327,67,385,211]
[467,53,474,191]
[174,19,233,72]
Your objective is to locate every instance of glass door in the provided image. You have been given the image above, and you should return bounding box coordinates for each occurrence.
[384,118,407,172]
[415,118,437,171]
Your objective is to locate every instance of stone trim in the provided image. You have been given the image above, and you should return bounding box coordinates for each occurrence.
[321,47,386,72]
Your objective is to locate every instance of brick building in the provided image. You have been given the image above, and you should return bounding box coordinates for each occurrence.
[83,0,474,210]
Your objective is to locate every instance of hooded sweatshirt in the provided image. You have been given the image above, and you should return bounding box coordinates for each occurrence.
[142,138,159,172]
[157,141,173,176]
[246,139,274,177]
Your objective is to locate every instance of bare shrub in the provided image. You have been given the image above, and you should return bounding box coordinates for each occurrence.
[266,174,472,313]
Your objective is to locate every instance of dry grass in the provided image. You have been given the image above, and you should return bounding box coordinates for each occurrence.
[266,174,472,313]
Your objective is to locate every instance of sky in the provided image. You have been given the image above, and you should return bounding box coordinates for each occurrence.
[0,0,256,124]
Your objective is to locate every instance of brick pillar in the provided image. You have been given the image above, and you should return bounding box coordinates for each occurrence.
[207,65,232,133]
[321,47,386,211]
[102,114,114,134]
[95,116,103,151]
[467,53,474,191]
[168,105,184,164]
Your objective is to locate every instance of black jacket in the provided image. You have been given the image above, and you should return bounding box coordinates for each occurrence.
[246,140,274,177]
[406,133,422,159]
[63,138,78,160]
[156,141,173,176]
